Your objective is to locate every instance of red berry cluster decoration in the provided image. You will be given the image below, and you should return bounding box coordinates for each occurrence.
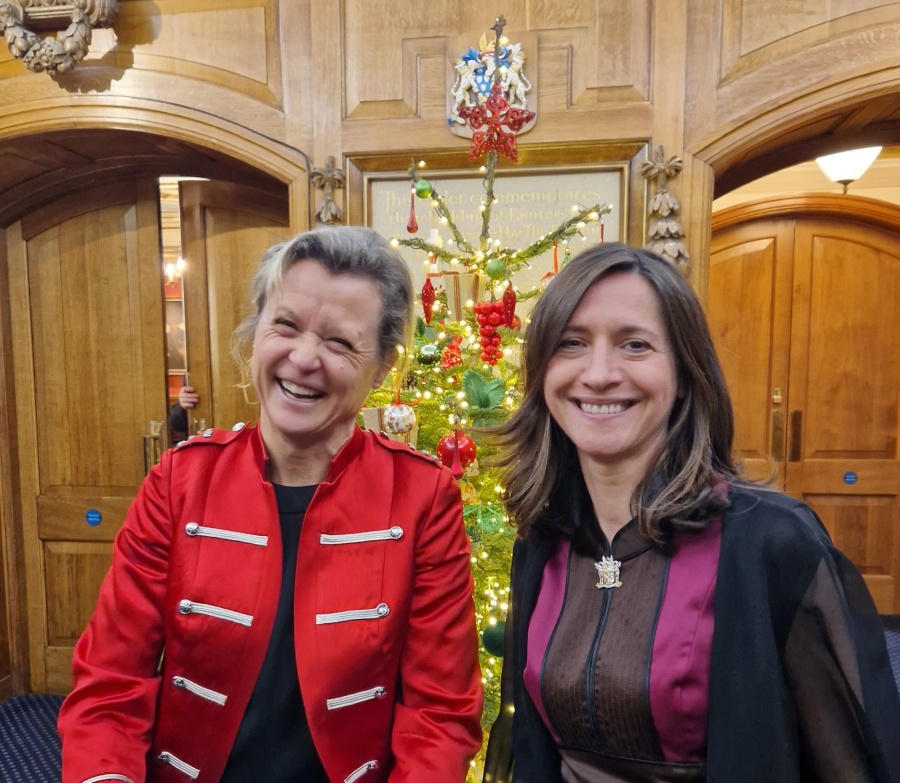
[474,300,506,366]
[441,337,463,369]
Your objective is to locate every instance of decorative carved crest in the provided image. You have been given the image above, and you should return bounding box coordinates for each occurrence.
[0,0,119,74]
[448,15,535,139]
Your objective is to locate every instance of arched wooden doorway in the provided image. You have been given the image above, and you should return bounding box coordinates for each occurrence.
[709,195,900,614]
[0,126,299,694]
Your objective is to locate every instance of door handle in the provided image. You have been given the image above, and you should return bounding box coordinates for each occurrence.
[143,420,164,475]
[788,410,802,462]
[771,410,785,462]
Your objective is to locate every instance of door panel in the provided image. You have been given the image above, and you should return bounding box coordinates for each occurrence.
[708,221,793,482]
[786,221,900,612]
[179,181,290,432]
[710,209,900,613]
[7,180,167,692]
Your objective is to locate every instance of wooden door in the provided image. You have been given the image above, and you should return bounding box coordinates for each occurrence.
[6,181,168,692]
[179,180,291,432]
[710,202,900,614]
[785,220,900,612]
[708,220,794,484]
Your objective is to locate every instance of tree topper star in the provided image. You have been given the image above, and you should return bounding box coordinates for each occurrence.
[457,83,535,163]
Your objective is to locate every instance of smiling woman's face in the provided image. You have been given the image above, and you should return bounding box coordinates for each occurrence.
[542,271,679,478]
[250,259,389,462]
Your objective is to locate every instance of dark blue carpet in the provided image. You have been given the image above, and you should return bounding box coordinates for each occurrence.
[0,622,898,782]
[0,694,63,782]
[883,615,900,692]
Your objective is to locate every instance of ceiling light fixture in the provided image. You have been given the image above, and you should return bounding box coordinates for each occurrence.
[815,146,882,194]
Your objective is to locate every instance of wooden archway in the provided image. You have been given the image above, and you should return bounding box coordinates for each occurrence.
[0,99,312,229]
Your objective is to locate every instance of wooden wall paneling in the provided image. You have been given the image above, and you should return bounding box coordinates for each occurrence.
[0,224,11,700]
[308,0,343,222]
[679,154,716,297]
[342,0,459,121]
[7,217,46,690]
[95,0,284,107]
[0,224,27,698]
[339,5,656,152]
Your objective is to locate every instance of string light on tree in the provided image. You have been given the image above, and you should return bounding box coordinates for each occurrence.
[366,17,612,771]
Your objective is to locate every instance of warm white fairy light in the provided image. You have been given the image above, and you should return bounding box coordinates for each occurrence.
[390,238,400,247]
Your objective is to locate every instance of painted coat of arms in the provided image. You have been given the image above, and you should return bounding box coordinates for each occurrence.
[448,25,536,139]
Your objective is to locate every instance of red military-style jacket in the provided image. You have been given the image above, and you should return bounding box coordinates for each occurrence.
[58,423,483,783]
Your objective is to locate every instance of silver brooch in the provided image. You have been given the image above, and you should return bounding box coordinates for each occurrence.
[594,556,622,589]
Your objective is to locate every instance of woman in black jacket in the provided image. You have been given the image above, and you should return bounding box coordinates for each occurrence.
[483,243,900,783]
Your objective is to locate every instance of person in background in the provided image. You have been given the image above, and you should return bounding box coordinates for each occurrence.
[59,226,483,783]
[170,383,199,436]
[483,242,900,783]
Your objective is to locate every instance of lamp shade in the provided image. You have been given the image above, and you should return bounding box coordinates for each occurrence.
[815,147,882,186]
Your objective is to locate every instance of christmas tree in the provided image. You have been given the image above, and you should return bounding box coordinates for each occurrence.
[363,17,612,777]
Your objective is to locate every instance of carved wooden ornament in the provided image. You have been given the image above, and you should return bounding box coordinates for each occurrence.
[641,145,691,271]
[311,155,345,225]
[0,0,119,74]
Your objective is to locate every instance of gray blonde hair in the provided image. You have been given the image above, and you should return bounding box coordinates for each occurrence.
[493,242,737,547]
[232,226,414,380]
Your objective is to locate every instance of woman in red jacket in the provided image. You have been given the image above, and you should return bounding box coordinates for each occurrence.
[59,226,483,783]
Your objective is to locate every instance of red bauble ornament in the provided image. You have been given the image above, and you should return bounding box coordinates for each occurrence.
[441,343,463,369]
[502,284,517,327]
[421,277,435,325]
[436,430,477,478]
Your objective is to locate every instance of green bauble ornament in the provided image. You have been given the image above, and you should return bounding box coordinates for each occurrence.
[414,179,433,199]
[418,343,439,364]
[481,621,506,657]
[485,257,508,280]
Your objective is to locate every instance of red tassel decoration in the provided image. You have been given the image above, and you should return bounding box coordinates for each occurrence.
[599,221,605,242]
[553,241,559,274]
[406,187,418,233]
[502,284,517,327]
[421,277,435,325]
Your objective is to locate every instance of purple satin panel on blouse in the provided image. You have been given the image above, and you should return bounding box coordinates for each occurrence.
[524,539,569,743]
[649,518,722,763]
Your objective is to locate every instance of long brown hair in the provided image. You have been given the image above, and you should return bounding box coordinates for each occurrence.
[493,243,737,547]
